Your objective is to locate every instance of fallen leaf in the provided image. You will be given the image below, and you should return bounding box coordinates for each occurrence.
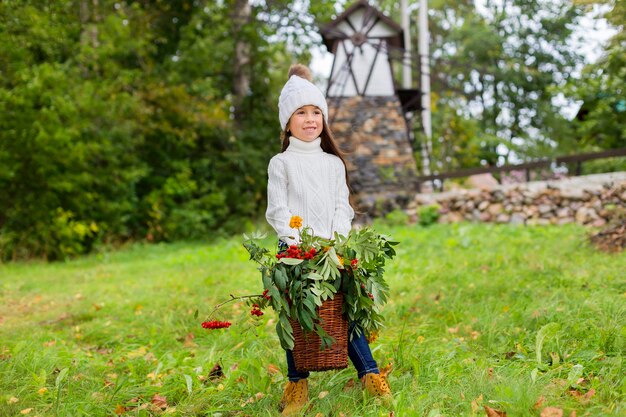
[19,408,33,415]
[471,394,483,412]
[8,397,19,404]
[448,326,459,334]
[488,368,494,379]
[183,333,197,348]
[343,378,356,391]
[114,404,126,415]
[569,411,576,417]
[208,363,224,381]
[127,346,147,359]
[37,387,48,395]
[151,394,168,410]
[318,391,329,399]
[568,388,596,403]
[43,341,56,347]
[540,407,563,417]
[241,392,264,406]
[484,405,507,417]
[533,396,545,409]
[389,412,395,417]
[315,414,324,417]
[267,363,281,375]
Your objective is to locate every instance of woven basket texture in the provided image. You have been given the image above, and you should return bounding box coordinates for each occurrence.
[289,293,348,372]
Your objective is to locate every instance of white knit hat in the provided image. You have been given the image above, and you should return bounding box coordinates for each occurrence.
[278,67,328,131]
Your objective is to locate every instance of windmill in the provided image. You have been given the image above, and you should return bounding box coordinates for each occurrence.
[319,0,421,219]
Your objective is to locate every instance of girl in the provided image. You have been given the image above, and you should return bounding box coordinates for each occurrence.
[266,64,391,416]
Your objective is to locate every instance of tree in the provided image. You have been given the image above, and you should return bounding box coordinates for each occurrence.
[0,0,293,260]
[376,0,586,172]
[567,0,626,150]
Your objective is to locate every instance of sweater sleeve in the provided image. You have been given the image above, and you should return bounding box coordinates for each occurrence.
[265,156,299,245]
[331,158,354,238]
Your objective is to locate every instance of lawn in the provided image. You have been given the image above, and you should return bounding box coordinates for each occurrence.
[0,223,624,416]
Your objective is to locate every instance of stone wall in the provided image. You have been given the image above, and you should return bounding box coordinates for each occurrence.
[328,96,419,218]
[408,172,626,226]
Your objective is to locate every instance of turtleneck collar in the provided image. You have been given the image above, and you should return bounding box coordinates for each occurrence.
[286,136,323,154]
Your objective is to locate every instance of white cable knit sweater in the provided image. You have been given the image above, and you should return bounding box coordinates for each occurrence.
[266,136,354,245]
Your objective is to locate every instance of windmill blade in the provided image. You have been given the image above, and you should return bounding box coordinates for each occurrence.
[361,6,378,35]
[322,25,351,39]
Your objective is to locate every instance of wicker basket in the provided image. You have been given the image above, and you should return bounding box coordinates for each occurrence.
[289,293,348,372]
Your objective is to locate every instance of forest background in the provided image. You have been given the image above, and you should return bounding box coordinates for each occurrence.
[0,0,624,261]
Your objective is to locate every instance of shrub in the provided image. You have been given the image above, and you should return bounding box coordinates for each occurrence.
[418,204,441,226]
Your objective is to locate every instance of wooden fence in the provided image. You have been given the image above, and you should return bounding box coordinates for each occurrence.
[416,148,626,190]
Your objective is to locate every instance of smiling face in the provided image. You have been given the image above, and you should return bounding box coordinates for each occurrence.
[287,105,324,142]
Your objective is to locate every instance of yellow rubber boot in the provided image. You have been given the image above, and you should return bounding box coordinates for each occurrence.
[279,379,309,416]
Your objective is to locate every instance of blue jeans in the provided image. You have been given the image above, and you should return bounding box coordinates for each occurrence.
[286,322,380,381]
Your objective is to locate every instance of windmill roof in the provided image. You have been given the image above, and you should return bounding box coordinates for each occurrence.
[319,0,404,51]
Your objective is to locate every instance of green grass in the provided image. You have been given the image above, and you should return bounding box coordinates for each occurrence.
[0,223,624,416]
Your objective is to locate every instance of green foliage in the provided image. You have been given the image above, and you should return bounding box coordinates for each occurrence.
[418,204,441,226]
[379,0,588,170]
[567,1,626,150]
[377,209,410,228]
[0,0,289,260]
[243,226,398,350]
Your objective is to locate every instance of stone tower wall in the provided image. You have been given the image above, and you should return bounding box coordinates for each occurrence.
[328,96,419,219]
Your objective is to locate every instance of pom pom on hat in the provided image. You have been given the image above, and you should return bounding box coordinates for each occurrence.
[278,64,328,131]
[288,64,312,81]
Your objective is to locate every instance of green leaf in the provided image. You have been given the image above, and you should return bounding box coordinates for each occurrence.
[567,364,584,387]
[277,312,294,350]
[306,271,324,280]
[303,296,317,314]
[273,268,287,291]
[535,323,560,364]
[299,310,314,331]
[183,374,193,394]
[279,258,304,265]
[309,286,324,297]
[262,270,272,289]
[55,368,69,388]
